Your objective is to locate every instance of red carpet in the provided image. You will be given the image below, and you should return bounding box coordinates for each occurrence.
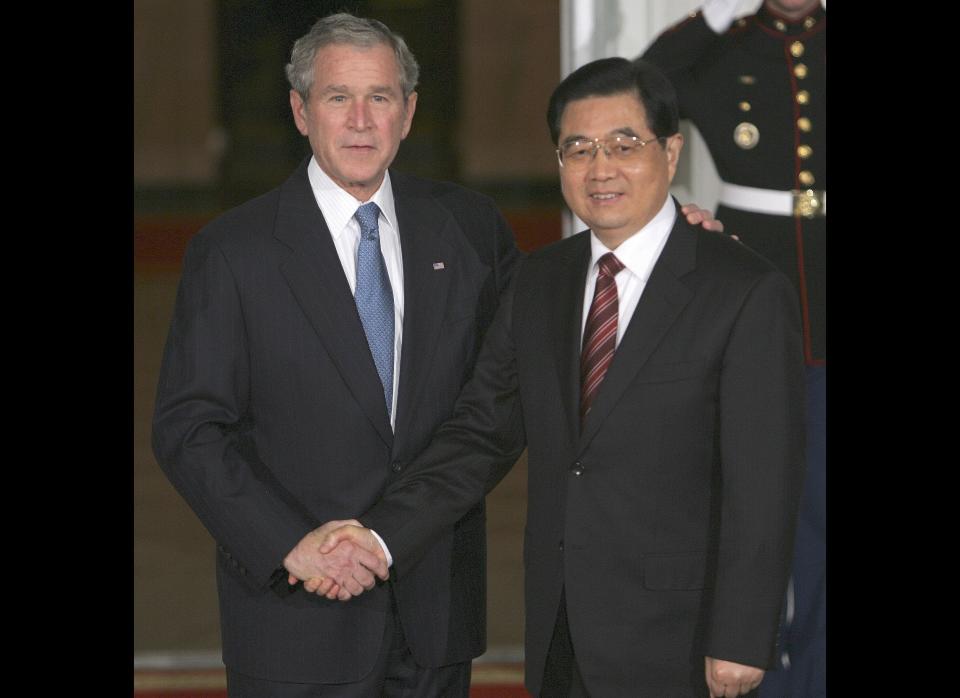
[134,664,531,697]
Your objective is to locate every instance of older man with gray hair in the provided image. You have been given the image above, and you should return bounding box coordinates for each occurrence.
[153,11,521,696]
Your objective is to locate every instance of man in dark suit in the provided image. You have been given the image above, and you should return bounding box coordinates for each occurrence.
[151,12,521,697]
[317,57,806,697]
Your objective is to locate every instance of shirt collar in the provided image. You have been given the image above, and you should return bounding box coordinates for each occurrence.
[589,195,676,283]
[307,157,399,238]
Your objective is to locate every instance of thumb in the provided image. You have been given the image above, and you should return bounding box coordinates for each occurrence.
[318,524,357,553]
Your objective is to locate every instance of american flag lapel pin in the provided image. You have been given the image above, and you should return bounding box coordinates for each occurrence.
[433,262,445,270]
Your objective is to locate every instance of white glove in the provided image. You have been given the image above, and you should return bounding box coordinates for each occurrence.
[701,0,750,33]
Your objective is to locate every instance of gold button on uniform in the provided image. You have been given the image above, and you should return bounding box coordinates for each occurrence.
[797,145,812,159]
[799,170,815,186]
[791,41,804,58]
[794,63,808,79]
[734,122,760,149]
[774,20,786,31]
[737,18,747,27]
[796,90,810,105]
[739,101,751,112]
[798,117,812,132]
[804,16,816,29]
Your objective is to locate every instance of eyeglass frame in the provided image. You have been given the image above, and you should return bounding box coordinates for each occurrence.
[555,134,667,168]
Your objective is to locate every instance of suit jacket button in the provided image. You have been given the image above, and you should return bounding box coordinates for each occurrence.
[572,467,583,476]
[391,461,402,473]
[558,541,564,551]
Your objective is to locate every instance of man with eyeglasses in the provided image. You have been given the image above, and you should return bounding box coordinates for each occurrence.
[316,57,805,697]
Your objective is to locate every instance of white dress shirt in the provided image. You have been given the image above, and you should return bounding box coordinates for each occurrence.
[580,195,676,349]
[307,158,402,567]
[307,157,404,429]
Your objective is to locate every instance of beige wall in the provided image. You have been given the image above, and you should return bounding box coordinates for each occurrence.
[458,0,559,180]
[134,0,221,185]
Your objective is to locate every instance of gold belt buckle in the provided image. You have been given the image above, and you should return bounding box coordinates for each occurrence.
[792,189,826,218]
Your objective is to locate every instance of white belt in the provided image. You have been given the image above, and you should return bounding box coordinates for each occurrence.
[719,182,826,218]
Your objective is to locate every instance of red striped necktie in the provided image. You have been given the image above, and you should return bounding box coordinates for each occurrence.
[580,252,625,426]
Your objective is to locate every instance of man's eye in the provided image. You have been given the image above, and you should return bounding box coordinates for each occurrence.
[567,146,591,160]
[330,95,347,103]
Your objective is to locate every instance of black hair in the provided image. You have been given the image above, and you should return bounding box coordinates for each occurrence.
[546,57,679,145]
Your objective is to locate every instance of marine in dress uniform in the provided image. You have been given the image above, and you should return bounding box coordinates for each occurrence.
[643,3,826,697]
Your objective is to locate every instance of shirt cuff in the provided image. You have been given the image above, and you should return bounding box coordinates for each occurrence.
[369,529,394,568]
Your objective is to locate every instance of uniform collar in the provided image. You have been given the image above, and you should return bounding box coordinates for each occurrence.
[756,2,825,36]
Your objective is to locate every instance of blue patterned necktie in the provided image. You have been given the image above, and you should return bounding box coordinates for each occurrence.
[354,202,395,418]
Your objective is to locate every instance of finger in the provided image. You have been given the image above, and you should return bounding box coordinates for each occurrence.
[352,566,376,590]
[304,576,324,593]
[337,586,353,602]
[324,583,342,600]
[287,573,298,585]
[341,575,365,597]
[355,548,389,580]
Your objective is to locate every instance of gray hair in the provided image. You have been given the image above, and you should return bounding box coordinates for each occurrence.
[285,13,420,101]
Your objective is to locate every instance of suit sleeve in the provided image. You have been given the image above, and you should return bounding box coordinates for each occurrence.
[704,269,806,667]
[641,10,723,120]
[151,233,316,589]
[487,194,523,297]
[360,279,527,573]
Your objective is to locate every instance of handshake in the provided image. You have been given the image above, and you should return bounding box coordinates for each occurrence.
[282,520,389,601]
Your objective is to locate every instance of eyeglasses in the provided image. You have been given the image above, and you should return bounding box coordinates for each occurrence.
[556,135,666,168]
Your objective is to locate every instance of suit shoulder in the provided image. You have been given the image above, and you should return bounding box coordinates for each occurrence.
[524,231,588,262]
[393,170,501,216]
[693,225,790,288]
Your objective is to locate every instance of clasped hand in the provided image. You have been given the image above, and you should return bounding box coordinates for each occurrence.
[283,520,388,601]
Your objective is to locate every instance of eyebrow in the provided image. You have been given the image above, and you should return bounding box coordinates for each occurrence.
[318,84,400,97]
[560,127,641,146]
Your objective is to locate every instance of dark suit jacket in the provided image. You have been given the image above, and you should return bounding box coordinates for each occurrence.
[151,157,520,683]
[361,201,806,697]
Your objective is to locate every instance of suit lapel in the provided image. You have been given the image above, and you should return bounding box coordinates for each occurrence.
[274,159,394,449]
[578,205,697,452]
[390,172,455,445]
[551,233,592,446]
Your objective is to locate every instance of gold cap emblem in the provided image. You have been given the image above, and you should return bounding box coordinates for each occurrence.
[734,122,760,149]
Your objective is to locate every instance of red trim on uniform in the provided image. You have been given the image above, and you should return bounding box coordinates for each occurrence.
[755,15,826,41]
[664,11,701,36]
[784,40,817,366]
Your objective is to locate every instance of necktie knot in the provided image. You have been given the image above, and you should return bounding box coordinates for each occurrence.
[355,202,381,240]
[597,252,624,279]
